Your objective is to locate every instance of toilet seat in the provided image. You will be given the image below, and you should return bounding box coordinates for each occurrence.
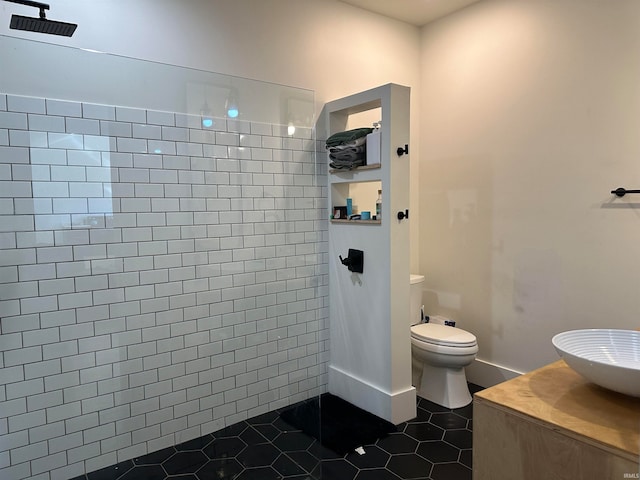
[411,323,477,347]
[411,336,479,356]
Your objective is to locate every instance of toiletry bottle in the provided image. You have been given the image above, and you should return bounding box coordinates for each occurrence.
[366,122,381,166]
[376,190,382,220]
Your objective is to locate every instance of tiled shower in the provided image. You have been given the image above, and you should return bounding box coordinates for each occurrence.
[0,37,328,480]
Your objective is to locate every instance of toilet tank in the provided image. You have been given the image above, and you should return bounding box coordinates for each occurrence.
[410,274,425,326]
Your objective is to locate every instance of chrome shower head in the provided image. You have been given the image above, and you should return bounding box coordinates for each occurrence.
[6,0,77,37]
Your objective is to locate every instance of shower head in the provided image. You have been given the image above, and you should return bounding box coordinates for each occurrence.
[10,14,77,36]
[6,0,77,37]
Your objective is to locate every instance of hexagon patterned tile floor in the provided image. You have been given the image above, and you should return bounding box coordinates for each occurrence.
[72,384,482,480]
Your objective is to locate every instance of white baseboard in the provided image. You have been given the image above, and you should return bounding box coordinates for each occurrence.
[328,365,416,425]
[465,358,523,388]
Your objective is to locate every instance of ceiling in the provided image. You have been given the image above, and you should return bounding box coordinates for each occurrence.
[338,0,481,26]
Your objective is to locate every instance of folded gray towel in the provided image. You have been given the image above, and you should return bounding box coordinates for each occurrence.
[325,128,373,147]
[330,158,366,170]
[327,136,367,150]
[329,149,365,162]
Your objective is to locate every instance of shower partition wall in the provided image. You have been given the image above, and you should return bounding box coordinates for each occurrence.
[0,36,328,480]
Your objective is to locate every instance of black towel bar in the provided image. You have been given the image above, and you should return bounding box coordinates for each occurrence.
[611,187,640,197]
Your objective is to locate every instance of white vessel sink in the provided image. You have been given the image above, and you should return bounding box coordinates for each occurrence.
[552,329,640,397]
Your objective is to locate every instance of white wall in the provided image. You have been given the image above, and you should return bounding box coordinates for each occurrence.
[0,0,423,271]
[420,0,640,376]
[0,0,420,104]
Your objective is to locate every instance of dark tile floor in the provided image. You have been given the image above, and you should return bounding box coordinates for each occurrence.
[72,384,482,480]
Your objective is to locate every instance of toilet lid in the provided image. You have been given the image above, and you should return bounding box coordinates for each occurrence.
[411,323,477,347]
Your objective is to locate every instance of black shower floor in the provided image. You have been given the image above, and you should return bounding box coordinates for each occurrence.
[71,384,482,480]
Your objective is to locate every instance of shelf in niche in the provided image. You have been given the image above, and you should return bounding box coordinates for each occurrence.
[330,219,381,225]
[329,163,381,175]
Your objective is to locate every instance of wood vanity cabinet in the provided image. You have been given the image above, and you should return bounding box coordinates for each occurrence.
[473,360,639,480]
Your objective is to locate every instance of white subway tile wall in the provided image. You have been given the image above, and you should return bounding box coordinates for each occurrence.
[0,94,329,480]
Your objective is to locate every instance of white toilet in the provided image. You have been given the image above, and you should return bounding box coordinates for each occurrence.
[410,274,478,409]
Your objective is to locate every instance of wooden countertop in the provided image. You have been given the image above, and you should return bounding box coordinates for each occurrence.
[474,360,640,460]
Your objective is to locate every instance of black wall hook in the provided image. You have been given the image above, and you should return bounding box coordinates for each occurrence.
[396,144,409,156]
[339,249,364,274]
[397,209,409,221]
